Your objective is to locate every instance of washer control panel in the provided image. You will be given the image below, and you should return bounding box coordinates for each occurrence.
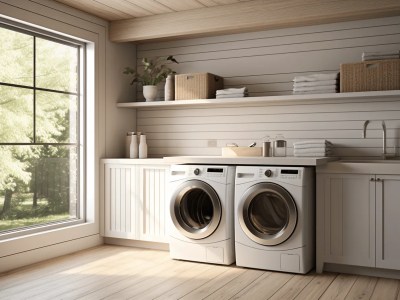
[258,167,302,180]
[280,168,302,179]
[189,166,226,178]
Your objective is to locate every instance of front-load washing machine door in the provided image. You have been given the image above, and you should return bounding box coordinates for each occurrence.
[239,182,297,246]
[170,180,222,240]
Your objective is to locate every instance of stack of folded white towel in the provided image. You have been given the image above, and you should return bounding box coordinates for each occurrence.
[362,50,400,61]
[293,140,333,157]
[293,73,339,94]
[216,87,248,99]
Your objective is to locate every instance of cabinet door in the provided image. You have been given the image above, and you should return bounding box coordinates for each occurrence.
[376,175,400,270]
[138,165,169,243]
[321,174,375,267]
[103,163,139,239]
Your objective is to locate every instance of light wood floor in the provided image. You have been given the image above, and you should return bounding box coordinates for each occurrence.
[1,245,400,300]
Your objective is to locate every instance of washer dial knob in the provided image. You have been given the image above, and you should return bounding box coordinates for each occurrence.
[264,169,273,177]
[194,168,200,175]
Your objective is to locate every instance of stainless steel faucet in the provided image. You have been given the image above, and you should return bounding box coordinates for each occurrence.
[362,120,387,159]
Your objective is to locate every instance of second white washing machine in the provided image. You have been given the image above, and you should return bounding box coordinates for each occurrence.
[235,165,315,274]
[168,164,236,265]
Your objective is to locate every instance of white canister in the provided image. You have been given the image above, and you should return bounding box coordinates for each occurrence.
[126,132,135,158]
[139,134,148,159]
[165,74,175,101]
[130,133,139,158]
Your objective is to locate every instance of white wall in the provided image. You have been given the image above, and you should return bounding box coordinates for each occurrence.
[0,0,135,273]
[135,16,400,159]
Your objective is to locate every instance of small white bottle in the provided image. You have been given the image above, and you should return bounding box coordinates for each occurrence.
[130,133,138,158]
[139,134,148,159]
[165,74,175,101]
[126,132,134,158]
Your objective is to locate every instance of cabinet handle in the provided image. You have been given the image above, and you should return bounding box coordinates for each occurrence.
[376,178,382,182]
[370,178,375,182]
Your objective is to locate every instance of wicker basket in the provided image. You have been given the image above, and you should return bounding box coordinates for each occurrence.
[340,59,400,92]
[175,73,224,100]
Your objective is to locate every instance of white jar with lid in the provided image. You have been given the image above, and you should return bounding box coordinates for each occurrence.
[274,134,287,157]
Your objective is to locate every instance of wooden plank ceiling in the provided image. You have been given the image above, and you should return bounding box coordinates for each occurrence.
[55,0,400,43]
[54,0,254,21]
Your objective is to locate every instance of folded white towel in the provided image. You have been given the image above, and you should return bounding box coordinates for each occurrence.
[293,85,337,92]
[293,80,338,88]
[294,145,333,151]
[293,73,339,83]
[294,147,333,154]
[216,93,248,98]
[216,87,248,95]
[294,140,332,146]
[293,89,337,94]
[294,152,331,157]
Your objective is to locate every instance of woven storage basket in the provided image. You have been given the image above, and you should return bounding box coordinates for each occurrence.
[175,73,223,100]
[340,59,400,92]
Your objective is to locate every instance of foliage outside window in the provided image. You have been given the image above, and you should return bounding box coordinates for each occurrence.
[0,23,84,235]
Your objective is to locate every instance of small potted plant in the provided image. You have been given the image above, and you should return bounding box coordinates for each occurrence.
[124,55,178,101]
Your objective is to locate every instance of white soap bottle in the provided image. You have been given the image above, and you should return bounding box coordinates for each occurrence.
[139,134,148,159]
[126,132,134,158]
[130,133,138,158]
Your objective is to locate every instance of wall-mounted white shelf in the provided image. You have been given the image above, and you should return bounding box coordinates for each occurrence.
[117,91,400,109]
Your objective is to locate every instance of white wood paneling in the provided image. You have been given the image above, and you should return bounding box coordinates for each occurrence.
[104,164,138,239]
[102,161,169,243]
[139,165,168,242]
[135,16,400,159]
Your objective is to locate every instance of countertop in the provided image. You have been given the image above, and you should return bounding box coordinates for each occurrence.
[162,156,337,166]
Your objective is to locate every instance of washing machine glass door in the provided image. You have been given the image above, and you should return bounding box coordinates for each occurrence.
[239,182,297,246]
[171,180,222,240]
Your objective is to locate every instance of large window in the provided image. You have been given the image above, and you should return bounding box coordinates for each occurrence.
[0,22,85,236]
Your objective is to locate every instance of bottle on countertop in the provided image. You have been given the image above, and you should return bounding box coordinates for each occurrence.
[274,134,287,157]
[139,134,148,159]
[130,133,139,158]
[126,131,135,158]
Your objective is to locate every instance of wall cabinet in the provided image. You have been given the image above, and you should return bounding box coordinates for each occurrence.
[101,160,169,243]
[316,172,400,272]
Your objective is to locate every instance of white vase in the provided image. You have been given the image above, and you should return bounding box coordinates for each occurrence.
[129,134,138,158]
[164,74,175,101]
[143,85,158,101]
[139,134,148,159]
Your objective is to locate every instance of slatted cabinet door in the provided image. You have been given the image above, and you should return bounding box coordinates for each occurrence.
[102,161,169,243]
[138,165,169,243]
[104,163,139,239]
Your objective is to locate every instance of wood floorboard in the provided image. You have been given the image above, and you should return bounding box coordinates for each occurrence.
[269,273,315,300]
[344,275,378,300]
[1,245,400,300]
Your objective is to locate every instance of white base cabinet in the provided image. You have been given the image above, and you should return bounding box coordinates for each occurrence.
[376,175,400,270]
[101,159,169,243]
[317,170,400,272]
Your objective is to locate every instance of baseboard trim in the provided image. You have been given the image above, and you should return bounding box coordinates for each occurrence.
[0,234,103,274]
[104,237,169,251]
[324,263,400,279]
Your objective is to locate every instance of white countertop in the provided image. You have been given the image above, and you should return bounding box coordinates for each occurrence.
[317,159,400,174]
[162,156,337,166]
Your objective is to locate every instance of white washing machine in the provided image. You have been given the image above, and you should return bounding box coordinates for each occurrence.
[168,164,236,265]
[235,166,315,274]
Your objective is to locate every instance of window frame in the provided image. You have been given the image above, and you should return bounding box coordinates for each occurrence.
[0,18,87,239]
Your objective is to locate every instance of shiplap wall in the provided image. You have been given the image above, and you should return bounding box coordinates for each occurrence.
[135,16,400,158]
